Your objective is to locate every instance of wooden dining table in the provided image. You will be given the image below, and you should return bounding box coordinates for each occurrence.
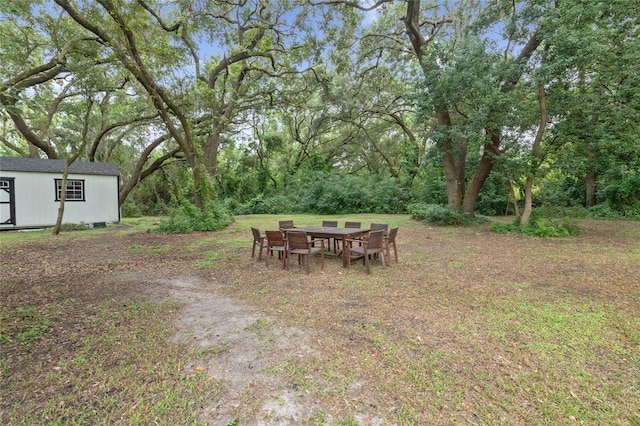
[281,226,370,267]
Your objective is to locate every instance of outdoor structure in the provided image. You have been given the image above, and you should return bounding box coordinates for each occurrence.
[0,156,120,230]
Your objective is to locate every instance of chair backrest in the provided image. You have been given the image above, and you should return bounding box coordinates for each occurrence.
[251,227,262,240]
[387,227,398,242]
[366,230,385,249]
[265,230,285,246]
[370,223,388,233]
[344,221,361,228]
[279,220,294,229]
[322,220,338,227]
[287,231,309,250]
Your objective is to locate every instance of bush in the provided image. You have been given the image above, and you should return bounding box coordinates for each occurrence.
[490,214,580,237]
[236,193,299,215]
[121,199,143,218]
[153,201,234,234]
[603,174,640,217]
[299,172,405,214]
[408,203,472,225]
[235,171,406,215]
[586,203,640,220]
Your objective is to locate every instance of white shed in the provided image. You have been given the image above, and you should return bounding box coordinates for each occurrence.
[0,156,120,230]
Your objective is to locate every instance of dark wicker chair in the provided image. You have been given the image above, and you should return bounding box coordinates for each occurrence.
[335,221,363,251]
[383,227,399,263]
[265,230,287,268]
[314,220,337,252]
[370,223,389,235]
[285,231,325,274]
[278,220,295,230]
[251,227,268,260]
[346,230,386,274]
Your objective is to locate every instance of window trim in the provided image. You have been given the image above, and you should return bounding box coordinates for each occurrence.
[54,179,85,202]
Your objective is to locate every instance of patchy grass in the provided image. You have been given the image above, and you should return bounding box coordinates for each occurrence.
[1,215,639,424]
[1,300,219,425]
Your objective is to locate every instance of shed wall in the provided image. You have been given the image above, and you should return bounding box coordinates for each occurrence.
[0,170,119,228]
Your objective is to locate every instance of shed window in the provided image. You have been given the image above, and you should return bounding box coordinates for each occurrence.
[55,179,85,201]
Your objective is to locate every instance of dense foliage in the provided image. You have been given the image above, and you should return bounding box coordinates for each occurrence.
[153,202,234,234]
[1,0,638,227]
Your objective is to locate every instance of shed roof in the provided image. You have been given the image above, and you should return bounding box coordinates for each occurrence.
[0,156,119,176]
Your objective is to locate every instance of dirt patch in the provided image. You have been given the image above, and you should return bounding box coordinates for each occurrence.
[118,274,324,425]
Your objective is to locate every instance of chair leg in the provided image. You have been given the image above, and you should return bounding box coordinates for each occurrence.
[364,250,370,274]
[252,242,256,258]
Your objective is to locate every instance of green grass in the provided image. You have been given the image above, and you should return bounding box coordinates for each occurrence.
[1,300,219,425]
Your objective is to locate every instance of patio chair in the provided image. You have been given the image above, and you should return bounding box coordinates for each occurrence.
[383,227,399,263]
[251,227,268,260]
[279,220,295,230]
[313,220,337,252]
[265,230,287,268]
[346,230,386,274]
[285,231,325,274]
[335,221,362,251]
[370,223,389,235]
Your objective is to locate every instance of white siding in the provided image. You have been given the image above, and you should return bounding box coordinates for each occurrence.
[0,170,119,228]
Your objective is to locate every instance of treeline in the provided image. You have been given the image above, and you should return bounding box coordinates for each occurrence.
[2,0,639,224]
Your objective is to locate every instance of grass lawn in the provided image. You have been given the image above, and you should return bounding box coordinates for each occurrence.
[1,214,639,425]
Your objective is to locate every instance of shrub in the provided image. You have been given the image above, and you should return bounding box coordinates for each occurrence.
[586,203,640,220]
[235,193,299,215]
[490,214,580,237]
[235,171,406,215]
[60,223,90,231]
[121,199,143,218]
[408,203,472,225]
[153,201,234,234]
[603,174,640,217]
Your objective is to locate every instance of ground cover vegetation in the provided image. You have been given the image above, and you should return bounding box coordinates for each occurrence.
[1,215,639,424]
[1,1,639,228]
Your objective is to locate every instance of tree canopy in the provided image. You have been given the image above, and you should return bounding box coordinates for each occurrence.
[2,0,639,219]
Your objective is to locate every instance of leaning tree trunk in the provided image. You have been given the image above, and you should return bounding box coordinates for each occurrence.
[520,83,548,226]
[435,108,467,210]
[506,179,521,217]
[53,161,71,235]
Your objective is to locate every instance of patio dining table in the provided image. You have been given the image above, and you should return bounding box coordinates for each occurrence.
[281,226,370,267]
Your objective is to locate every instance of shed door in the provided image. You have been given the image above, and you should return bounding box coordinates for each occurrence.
[0,177,16,225]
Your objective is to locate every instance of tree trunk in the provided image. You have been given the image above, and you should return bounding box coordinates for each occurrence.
[506,179,520,217]
[462,148,494,216]
[204,131,220,181]
[434,107,466,209]
[520,83,547,226]
[520,176,535,226]
[442,154,462,209]
[53,161,71,235]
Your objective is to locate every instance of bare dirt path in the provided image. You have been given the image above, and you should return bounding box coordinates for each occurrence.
[121,273,325,425]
